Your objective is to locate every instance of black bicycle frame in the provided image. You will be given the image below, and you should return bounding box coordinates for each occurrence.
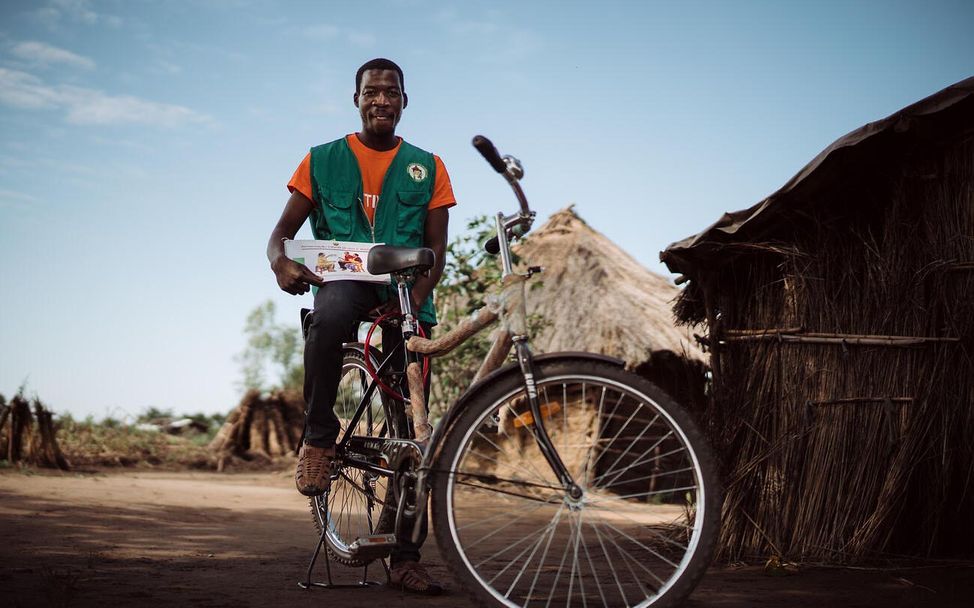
[336,342,410,452]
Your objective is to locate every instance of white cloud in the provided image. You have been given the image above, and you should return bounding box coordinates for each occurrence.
[11,41,96,70]
[59,86,205,127]
[32,0,123,28]
[0,69,62,109]
[347,32,376,48]
[302,23,376,47]
[0,68,208,128]
[303,24,340,40]
[0,189,39,203]
[434,9,541,63]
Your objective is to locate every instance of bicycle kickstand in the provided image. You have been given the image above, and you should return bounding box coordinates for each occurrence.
[298,492,386,590]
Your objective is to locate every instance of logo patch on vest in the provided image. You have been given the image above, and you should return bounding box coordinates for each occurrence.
[406,163,428,183]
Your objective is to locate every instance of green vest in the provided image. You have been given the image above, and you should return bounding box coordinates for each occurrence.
[309,137,438,324]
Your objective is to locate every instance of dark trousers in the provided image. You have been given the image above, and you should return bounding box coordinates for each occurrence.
[303,280,430,564]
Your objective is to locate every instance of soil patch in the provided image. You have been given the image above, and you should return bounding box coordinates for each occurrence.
[1,469,970,607]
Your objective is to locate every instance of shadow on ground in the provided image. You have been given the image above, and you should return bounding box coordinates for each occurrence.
[0,471,971,608]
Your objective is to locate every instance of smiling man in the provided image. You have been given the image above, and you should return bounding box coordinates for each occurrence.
[266,58,455,594]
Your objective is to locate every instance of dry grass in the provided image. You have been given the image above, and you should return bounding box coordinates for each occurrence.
[675,138,974,561]
[54,416,218,469]
[517,207,706,366]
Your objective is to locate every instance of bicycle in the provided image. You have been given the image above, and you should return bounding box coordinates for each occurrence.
[304,135,721,607]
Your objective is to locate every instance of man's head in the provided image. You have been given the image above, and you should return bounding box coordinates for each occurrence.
[354,58,406,138]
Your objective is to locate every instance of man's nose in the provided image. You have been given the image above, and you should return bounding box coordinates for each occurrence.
[374,92,390,105]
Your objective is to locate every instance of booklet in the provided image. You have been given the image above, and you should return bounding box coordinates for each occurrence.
[284,239,391,285]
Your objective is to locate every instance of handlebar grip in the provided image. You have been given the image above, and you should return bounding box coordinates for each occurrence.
[484,236,500,255]
[472,135,507,174]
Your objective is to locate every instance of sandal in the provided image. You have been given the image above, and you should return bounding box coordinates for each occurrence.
[295,444,335,496]
[388,560,444,595]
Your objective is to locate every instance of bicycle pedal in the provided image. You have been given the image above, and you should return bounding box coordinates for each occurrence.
[348,534,398,561]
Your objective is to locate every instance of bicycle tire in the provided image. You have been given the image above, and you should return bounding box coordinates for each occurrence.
[310,347,405,566]
[431,358,720,608]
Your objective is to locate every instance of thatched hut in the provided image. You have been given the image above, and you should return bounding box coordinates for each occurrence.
[209,388,305,469]
[518,206,708,411]
[661,77,974,561]
[452,206,709,500]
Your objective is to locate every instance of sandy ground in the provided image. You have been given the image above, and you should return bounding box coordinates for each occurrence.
[1,469,971,608]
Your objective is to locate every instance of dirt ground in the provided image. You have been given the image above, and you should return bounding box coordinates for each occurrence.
[1,469,971,608]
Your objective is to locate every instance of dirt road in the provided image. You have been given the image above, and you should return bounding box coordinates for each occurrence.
[1,469,971,607]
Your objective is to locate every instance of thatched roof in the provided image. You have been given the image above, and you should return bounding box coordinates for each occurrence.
[662,75,974,276]
[516,206,705,365]
[650,77,974,561]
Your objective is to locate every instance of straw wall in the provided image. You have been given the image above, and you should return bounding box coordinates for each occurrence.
[698,138,974,561]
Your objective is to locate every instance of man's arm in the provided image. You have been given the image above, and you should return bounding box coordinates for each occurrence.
[267,190,326,295]
[409,206,450,308]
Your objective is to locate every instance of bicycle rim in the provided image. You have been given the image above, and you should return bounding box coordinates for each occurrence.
[441,370,711,607]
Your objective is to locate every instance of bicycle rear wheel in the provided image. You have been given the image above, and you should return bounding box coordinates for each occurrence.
[431,358,720,608]
[310,347,404,566]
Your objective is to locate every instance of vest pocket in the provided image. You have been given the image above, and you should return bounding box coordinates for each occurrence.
[320,190,355,239]
[396,190,428,244]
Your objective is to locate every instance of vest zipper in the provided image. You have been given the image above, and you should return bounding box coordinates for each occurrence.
[358,196,377,243]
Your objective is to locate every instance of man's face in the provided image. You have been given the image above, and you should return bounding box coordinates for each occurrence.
[354,69,404,137]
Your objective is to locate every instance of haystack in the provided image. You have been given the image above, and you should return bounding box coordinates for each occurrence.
[662,76,974,561]
[0,393,70,470]
[517,206,707,410]
[209,388,304,470]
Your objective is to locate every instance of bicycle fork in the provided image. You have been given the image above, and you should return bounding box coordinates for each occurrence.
[512,340,583,498]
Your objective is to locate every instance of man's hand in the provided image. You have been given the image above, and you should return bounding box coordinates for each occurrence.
[267,190,319,295]
[272,256,326,295]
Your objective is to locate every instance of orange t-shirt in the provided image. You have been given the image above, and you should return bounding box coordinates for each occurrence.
[288,134,456,224]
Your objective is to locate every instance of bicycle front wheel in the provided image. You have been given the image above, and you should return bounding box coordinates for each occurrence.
[310,346,403,566]
[431,358,719,608]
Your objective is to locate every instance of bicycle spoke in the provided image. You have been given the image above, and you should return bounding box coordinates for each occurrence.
[489,514,563,587]
[461,499,561,554]
[595,464,697,492]
[596,429,675,489]
[599,523,667,590]
[567,510,586,608]
[523,501,566,607]
[591,412,660,487]
[590,483,698,504]
[544,508,577,608]
[457,498,551,532]
[501,510,562,599]
[575,512,609,608]
[588,516,631,606]
[580,385,609,486]
[455,480,560,506]
[472,428,555,488]
[453,469,565,492]
[597,519,682,570]
[472,517,561,570]
[585,502,692,552]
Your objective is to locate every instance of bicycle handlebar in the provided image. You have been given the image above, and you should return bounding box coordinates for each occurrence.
[472,135,535,258]
[472,135,507,174]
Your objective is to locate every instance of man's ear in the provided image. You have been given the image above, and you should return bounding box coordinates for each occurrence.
[402,92,408,109]
[353,92,359,108]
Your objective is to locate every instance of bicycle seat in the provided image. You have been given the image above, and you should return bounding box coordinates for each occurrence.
[367,245,435,276]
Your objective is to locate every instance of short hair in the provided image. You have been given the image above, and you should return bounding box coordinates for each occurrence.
[355,58,404,93]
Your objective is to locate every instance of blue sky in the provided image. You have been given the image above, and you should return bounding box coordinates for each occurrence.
[1,0,972,419]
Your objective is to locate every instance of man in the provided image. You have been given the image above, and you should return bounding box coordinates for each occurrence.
[266,58,454,594]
